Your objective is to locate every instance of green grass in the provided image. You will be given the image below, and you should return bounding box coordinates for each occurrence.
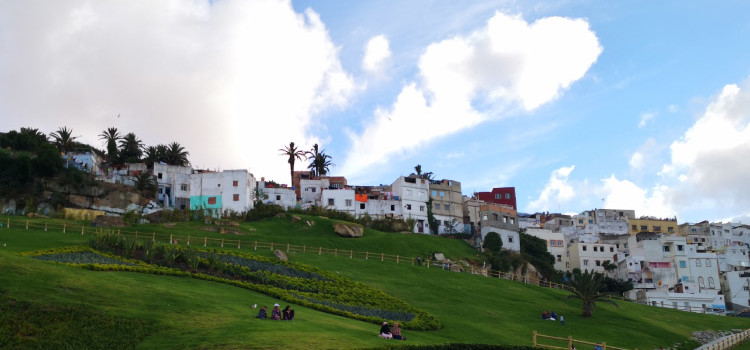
[1,215,750,349]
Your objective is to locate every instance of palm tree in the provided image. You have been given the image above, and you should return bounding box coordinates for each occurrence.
[166,142,189,166]
[50,126,77,153]
[15,127,48,152]
[414,164,422,176]
[99,127,121,163]
[306,144,334,177]
[566,269,618,318]
[413,164,434,180]
[280,142,305,186]
[118,132,144,163]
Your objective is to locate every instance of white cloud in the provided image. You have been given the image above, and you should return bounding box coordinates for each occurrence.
[638,112,656,128]
[601,176,674,218]
[0,0,354,184]
[527,165,577,212]
[629,152,644,169]
[342,12,601,178]
[362,35,391,74]
[668,104,679,113]
[660,81,750,219]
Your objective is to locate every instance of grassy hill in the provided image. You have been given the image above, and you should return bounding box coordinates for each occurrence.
[1,214,749,349]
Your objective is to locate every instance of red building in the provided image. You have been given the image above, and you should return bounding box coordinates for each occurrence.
[476,187,516,210]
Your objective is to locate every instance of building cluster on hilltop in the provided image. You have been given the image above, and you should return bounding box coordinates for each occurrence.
[66,152,750,316]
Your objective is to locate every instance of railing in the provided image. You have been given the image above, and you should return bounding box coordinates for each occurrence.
[696,329,750,350]
[1,216,575,292]
[533,330,633,350]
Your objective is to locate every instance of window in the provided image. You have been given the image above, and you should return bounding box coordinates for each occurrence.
[663,245,670,252]
[641,225,648,231]
[610,247,614,252]
[583,259,589,266]
[503,216,508,223]
[705,259,711,267]
[445,204,450,211]
[596,260,601,266]
[443,220,450,226]
[208,197,217,205]
[653,226,661,232]
[582,245,587,251]
[345,199,352,207]
[407,190,412,196]
[494,194,500,199]
[482,215,488,221]
[431,190,437,196]
[558,240,564,246]
[557,255,562,262]
[276,195,281,201]
[158,173,163,179]
[698,276,705,288]
[695,260,701,267]
[510,218,515,224]
[406,204,412,210]
[217,183,220,187]
[439,191,445,197]
[508,236,513,243]
[311,187,316,193]
[593,246,598,252]
[180,184,188,191]
[588,219,594,224]
[434,204,441,210]
[679,261,687,268]
[668,227,674,233]
[549,241,555,247]
[390,205,395,211]
[579,219,583,224]
[632,225,637,231]
[708,277,715,289]
[233,180,238,187]
[233,194,239,201]
[328,198,334,206]
[419,205,425,212]
[492,213,499,220]
[677,245,684,252]
[419,191,425,197]
[505,193,511,199]
[360,203,365,209]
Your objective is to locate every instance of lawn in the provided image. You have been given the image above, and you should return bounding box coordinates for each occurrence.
[1,214,749,349]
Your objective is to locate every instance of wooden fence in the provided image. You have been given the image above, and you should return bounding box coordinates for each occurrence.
[1,216,575,291]
[696,329,750,350]
[533,330,633,350]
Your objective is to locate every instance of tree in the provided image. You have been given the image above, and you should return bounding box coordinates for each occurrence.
[566,269,619,318]
[520,232,558,281]
[306,144,334,177]
[50,126,77,153]
[413,164,433,180]
[33,143,63,177]
[483,231,503,254]
[426,197,439,235]
[279,142,305,186]
[118,132,144,163]
[99,127,121,163]
[134,172,157,196]
[166,142,189,166]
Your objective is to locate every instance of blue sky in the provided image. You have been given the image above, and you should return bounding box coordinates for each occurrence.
[2,1,750,223]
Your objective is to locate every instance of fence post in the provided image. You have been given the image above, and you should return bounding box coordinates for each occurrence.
[381,253,384,262]
[26,220,29,230]
[237,240,240,249]
[81,225,84,235]
[204,236,207,247]
[187,235,190,246]
[602,341,606,350]
[45,221,47,231]
[303,245,306,253]
[427,259,430,268]
[152,232,155,242]
[568,335,573,348]
[319,247,322,255]
[287,243,289,253]
[136,231,139,240]
[350,250,353,259]
[270,242,274,251]
[335,248,337,256]
[366,252,368,260]
[63,223,66,233]
[397,255,399,263]
[412,257,414,266]
[254,240,257,250]
[533,330,537,346]
[221,238,224,248]
[6,218,9,228]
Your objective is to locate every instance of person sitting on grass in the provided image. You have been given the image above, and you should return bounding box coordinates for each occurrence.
[255,306,267,319]
[271,304,282,320]
[379,321,392,339]
[283,306,295,321]
[391,322,405,340]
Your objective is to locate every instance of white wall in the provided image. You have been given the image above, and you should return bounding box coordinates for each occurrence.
[321,189,355,215]
[526,228,568,271]
[391,176,429,233]
[480,227,520,252]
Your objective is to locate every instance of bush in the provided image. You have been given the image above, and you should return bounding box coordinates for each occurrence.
[247,202,285,221]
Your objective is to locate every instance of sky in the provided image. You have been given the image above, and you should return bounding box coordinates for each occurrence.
[2,0,750,223]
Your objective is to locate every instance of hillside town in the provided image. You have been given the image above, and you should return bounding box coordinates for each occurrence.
[52,147,750,318]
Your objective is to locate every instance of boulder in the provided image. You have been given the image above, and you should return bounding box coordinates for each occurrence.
[274,249,288,261]
[433,253,446,262]
[333,222,364,238]
[291,215,302,223]
[93,215,126,228]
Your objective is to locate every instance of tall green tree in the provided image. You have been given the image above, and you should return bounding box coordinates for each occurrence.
[166,142,189,166]
[483,231,503,254]
[306,144,334,177]
[118,132,144,163]
[50,126,77,153]
[98,127,121,163]
[566,269,619,318]
[280,141,305,186]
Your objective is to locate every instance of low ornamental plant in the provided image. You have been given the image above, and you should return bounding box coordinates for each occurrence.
[24,237,441,331]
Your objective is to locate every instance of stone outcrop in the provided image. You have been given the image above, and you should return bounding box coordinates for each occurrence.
[333,222,364,238]
[274,249,288,261]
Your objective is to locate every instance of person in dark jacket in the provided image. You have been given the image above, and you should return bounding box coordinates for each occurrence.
[255,306,267,319]
[379,321,392,339]
[283,306,295,320]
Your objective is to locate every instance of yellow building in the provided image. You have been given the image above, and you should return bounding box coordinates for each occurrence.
[629,217,678,235]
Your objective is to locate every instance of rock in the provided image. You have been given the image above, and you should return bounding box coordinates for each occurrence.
[274,249,288,261]
[291,215,302,223]
[333,222,364,238]
[93,215,126,227]
[274,213,286,218]
[433,253,446,262]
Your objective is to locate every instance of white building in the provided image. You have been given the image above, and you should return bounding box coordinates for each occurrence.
[190,170,255,216]
[721,270,750,311]
[568,242,617,273]
[525,228,568,271]
[300,179,329,207]
[257,180,296,209]
[153,163,193,209]
[321,188,356,216]
[391,176,429,233]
